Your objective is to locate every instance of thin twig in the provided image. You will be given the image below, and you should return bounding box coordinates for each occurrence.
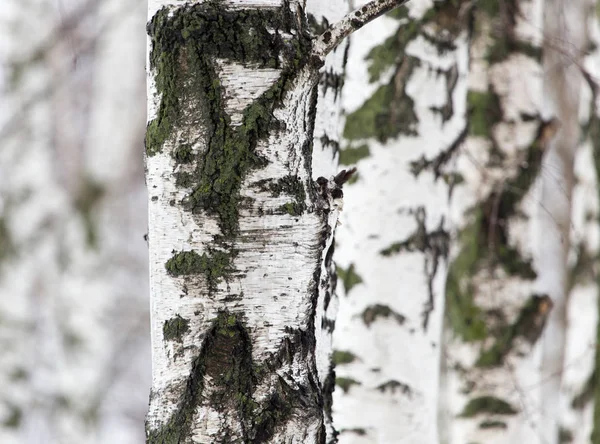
[311,0,411,60]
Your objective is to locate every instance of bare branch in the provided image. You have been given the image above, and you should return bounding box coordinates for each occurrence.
[311,0,411,60]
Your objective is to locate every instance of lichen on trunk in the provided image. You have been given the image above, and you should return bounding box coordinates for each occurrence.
[145,2,344,442]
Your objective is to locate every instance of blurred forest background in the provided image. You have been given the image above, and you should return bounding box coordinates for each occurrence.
[1,0,600,443]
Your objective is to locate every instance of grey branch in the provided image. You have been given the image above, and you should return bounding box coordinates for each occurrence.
[311,0,411,60]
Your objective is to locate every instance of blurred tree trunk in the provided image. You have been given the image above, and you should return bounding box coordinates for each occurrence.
[331,2,469,442]
[440,0,556,442]
[144,1,355,442]
[537,0,590,442]
[558,2,600,441]
[0,0,149,443]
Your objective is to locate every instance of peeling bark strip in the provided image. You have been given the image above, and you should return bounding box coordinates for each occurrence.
[144,0,390,441]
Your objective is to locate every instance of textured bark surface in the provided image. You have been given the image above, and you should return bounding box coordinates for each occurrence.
[331,1,468,442]
[145,1,345,442]
[440,0,554,442]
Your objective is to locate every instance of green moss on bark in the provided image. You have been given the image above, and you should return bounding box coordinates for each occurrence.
[467,90,502,138]
[332,350,356,365]
[147,4,312,237]
[163,315,190,342]
[148,312,316,444]
[460,396,518,417]
[165,250,231,289]
[336,263,363,294]
[336,377,360,393]
[361,304,406,327]
[339,144,370,165]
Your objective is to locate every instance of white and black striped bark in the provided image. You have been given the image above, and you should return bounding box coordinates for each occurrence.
[331,1,469,442]
[143,0,409,442]
[440,0,558,442]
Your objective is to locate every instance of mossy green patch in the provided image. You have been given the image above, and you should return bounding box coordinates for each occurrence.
[361,304,406,327]
[486,39,542,64]
[165,250,231,289]
[343,74,418,142]
[147,4,312,237]
[467,90,502,138]
[74,178,105,248]
[337,263,363,294]
[460,396,518,417]
[172,144,194,164]
[163,315,190,342]
[253,175,307,216]
[444,216,487,342]
[332,350,357,365]
[336,377,360,393]
[339,144,370,165]
[2,404,22,428]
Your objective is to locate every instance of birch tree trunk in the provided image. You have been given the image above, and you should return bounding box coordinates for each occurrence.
[144,0,359,441]
[537,0,590,442]
[440,0,555,442]
[0,0,149,443]
[331,1,469,442]
[557,3,600,441]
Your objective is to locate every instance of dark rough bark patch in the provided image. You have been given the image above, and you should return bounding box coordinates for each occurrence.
[148,312,328,443]
[163,315,190,342]
[147,3,313,238]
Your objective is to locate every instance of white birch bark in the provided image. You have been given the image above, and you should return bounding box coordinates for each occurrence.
[440,1,556,443]
[537,0,591,442]
[0,0,150,443]
[331,1,469,442]
[557,4,600,441]
[145,1,350,442]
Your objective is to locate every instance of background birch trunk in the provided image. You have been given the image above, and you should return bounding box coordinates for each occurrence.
[331,1,469,442]
[440,0,553,442]
[537,0,590,441]
[558,3,600,441]
[145,1,350,442]
[0,0,149,443]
